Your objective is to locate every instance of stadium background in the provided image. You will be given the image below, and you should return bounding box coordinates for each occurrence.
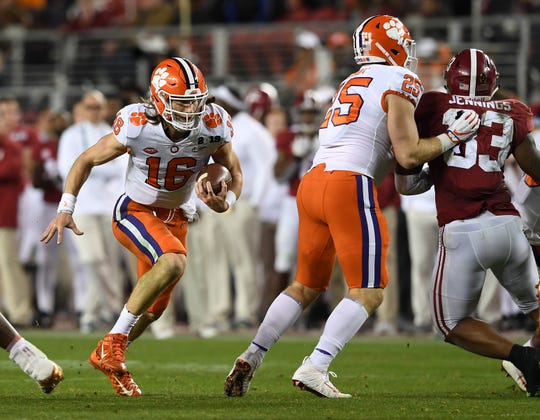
[2,1,540,112]
[1,0,539,332]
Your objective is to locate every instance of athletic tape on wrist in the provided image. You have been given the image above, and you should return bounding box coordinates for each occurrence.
[437,133,459,153]
[225,190,237,208]
[57,193,76,214]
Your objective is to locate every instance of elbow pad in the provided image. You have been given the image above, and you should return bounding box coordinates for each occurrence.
[395,168,433,195]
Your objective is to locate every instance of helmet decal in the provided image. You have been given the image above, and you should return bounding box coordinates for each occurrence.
[382,17,408,46]
[151,66,170,91]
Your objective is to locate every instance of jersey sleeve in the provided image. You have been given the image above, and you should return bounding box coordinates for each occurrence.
[203,103,234,147]
[508,99,534,148]
[381,67,424,112]
[111,103,147,146]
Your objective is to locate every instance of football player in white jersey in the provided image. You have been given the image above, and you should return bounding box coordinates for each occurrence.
[224,15,480,399]
[395,48,540,396]
[41,57,242,396]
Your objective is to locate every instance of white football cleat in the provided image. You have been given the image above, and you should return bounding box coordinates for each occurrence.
[502,360,527,392]
[224,351,262,397]
[292,356,352,398]
[10,340,64,393]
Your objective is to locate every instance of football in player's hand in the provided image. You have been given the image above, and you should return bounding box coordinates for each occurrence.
[197,163,232,194]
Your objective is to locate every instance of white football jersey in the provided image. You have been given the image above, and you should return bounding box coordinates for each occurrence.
[113,102,233,209]
[513,134,540,245]
[312,64,423,183]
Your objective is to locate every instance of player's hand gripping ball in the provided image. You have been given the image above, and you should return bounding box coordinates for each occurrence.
[197,163,232,194]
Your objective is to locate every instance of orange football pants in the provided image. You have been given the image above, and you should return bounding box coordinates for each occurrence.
[111,194,188,315]
[295,164,389,292]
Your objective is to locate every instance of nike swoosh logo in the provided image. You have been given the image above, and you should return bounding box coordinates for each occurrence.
[100,345,108,360]
[114,376,134,396]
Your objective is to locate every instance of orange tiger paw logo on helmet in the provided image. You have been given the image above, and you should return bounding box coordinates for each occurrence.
[204,113,222,128]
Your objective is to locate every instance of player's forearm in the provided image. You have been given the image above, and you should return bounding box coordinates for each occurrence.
[63,154,94,196]
[229,168,243,200]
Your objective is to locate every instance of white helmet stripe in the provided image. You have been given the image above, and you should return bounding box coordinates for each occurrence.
[172,57,199,90]
[354,15,377,54]
[469,49,478,97]
[375,41,398,66]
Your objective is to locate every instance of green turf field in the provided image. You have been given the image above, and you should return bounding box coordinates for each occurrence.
[0,331,536,419]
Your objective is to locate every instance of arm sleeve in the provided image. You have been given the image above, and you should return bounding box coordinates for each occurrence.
[395,167,433,195]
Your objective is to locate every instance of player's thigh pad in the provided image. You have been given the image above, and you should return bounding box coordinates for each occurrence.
[112,194,187,267]
[296,166,389,291]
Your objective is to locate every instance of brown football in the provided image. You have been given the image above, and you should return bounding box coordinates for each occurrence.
[197,163,232,194]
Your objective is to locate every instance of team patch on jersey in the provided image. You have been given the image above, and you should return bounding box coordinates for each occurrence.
[203,113,222,128]
[143,147,158,154]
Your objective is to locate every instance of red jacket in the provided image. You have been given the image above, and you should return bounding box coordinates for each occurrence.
[0,135,24,227]
[377,172,400,209]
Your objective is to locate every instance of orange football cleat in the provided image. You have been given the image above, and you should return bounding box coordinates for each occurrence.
[89,333,142,397]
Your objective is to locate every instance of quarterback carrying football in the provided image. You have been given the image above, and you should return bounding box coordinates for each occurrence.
[41,57,242,396]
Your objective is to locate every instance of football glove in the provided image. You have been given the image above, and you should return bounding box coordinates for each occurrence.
[446,109,480,143]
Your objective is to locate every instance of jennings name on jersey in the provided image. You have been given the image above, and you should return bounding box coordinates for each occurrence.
[113,103,233,209]
[415,91,534,226]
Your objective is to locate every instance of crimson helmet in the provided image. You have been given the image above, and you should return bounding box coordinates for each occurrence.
[444,48,499,100]
[353,15,417,71]
[244,83,279,121]
[150,57,208,131]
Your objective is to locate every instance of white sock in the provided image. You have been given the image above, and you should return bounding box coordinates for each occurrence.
[110,305,141,335]
[9,337,33,359]
[9,338,54,381]
[309,297,369,370]
[247,293,303,357]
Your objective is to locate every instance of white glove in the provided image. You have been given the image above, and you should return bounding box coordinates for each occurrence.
[446,110,480,143]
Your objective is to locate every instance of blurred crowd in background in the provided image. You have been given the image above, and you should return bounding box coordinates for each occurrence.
[0,0,539,340]
[1,0,536,31]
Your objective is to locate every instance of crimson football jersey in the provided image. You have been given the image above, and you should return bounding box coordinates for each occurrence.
[32,139,62,203]
[415,91,533,226]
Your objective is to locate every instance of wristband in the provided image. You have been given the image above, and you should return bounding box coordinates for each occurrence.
[225,190,237,208]
[436,133,459,153]
[57,193,76,214]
